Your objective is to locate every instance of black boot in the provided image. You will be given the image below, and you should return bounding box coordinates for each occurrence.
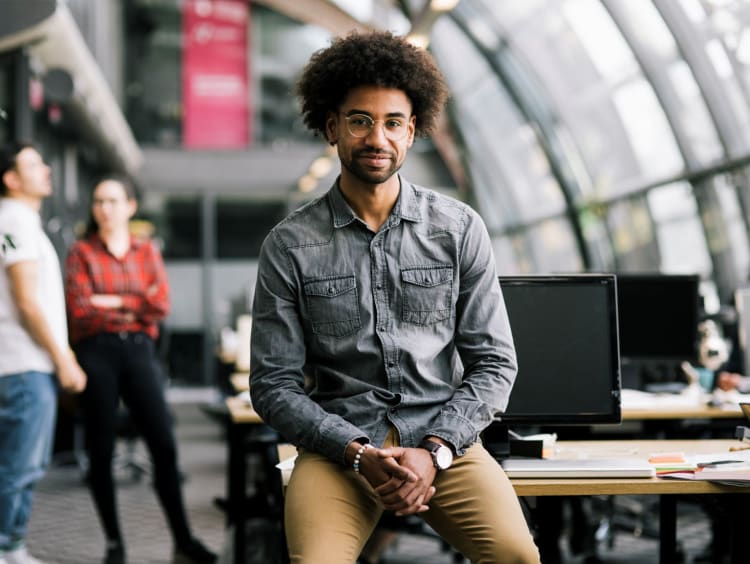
[103,543,125,564]
[173,538,217,564]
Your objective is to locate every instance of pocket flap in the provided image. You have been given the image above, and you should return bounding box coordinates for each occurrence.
[401,266,453,288]
[304,275,357,298]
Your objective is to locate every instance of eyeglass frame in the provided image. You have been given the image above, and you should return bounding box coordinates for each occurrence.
[339,112,413,141]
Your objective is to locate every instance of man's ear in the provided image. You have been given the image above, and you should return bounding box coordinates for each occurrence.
[1,169,19,194]
[325,113,338,145]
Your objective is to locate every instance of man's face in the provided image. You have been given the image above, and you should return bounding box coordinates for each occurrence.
[326,85,415,187]
[5,148,52,200]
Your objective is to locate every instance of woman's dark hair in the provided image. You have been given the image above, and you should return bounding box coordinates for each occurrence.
[84,175,139,237]
[0,141,34,196]
[295,31,449,139]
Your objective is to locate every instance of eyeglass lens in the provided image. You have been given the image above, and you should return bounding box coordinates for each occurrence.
[345,114,408,140]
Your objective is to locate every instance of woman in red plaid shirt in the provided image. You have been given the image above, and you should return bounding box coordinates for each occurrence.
[65,177,216,564]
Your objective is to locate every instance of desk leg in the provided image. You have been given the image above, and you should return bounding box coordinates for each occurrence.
[659,495,677,564]
[228,423,247,564]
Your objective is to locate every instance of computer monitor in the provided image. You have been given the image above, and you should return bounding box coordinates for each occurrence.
[616,273,700,364]
[484,274,621,458]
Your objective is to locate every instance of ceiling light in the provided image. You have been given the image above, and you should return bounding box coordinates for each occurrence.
[298,175,318,193]
[431,0,460,12]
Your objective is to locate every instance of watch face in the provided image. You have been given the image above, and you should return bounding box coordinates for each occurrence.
[435,445,453,469]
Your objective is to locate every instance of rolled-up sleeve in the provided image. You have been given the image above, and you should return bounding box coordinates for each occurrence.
[422,209,517,455]
[250,231,369,464]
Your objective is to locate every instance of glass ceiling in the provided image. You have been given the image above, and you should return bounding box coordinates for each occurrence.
[426,0,750,306]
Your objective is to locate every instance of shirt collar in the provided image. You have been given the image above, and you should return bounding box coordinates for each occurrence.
[90,232,145,251]
[0,197,41,224]
[328,175,423,229]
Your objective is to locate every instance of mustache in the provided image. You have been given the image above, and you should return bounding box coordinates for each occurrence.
[355,149,393,159]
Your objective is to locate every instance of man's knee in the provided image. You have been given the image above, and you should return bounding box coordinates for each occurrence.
[474,534,540,564]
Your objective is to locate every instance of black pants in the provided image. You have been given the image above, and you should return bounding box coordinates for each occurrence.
[74,332,192,547]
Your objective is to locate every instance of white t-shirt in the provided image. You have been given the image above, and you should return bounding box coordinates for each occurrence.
[0,198,67,376]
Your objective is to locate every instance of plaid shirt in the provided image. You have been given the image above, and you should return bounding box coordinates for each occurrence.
[65,234,170,343]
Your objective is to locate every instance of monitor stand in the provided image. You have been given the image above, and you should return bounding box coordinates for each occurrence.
[482,423,544,461]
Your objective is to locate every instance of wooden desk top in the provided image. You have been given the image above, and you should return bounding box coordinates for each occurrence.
[230,373,250,393]
[225,396,263,424]
[622,404,744,420]
[511,439,750,496]
[621,389,749,420]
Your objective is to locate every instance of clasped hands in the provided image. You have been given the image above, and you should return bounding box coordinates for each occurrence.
[356,444,437,517]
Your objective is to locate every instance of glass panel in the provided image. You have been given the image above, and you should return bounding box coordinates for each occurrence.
[607,197,660,271]
[578,206,614,271]
[526,217,583,273]
[482,0,685,198]
[491,236,522,274]
[647,181,698,222]
[715,173,750,281]
[608,0,723,165]
[676,0,750,153]
[647,183,712,275]
[431,18,566,229]
[611,78,682,184]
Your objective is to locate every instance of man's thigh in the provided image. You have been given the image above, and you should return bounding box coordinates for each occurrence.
[284,450,383,564]
[423,443,540,564]
[0,371,57,489]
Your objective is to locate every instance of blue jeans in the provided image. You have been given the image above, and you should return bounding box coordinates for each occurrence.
[0,371,57,551]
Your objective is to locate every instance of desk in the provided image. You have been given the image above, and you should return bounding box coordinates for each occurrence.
[622,405,744,421]
[224,397,284,564]
[516,439,750,563]
[229,372,250,394]
[621,388,747,421]
[223,403,749,564]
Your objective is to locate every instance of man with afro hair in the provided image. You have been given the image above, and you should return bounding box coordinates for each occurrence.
[250,30,540,564]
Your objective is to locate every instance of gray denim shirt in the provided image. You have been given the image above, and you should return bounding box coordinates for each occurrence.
[250,177,517,465]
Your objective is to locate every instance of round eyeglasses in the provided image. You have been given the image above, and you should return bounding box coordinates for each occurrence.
[342,113,410,141]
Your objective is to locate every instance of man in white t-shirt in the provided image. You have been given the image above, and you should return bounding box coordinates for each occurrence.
[0,142,86,564]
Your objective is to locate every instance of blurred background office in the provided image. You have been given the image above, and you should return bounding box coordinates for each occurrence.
[2,0,750,393]
[5,2,750,563]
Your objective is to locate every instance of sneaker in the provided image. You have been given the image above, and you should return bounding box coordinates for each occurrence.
[4,546,48,564]
[103,545,125,564]
[173,538,217,564]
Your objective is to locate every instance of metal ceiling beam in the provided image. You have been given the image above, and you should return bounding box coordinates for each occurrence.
[252,0,372,36]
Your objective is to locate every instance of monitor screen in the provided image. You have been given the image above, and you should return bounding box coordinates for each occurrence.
[616,274,700,362]
[498,274,621,425]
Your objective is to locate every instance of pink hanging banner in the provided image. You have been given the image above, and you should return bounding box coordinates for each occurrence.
[182,0,250,148]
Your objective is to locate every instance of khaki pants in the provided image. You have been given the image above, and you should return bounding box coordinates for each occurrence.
[284,429,540,564]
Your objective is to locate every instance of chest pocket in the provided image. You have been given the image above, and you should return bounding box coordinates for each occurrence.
[303,274,361,338]
[401,266,453,325]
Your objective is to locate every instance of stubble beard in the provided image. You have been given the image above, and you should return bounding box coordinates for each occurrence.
[342,151,403,186]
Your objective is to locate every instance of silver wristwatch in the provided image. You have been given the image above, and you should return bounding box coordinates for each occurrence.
[419,439,453,470]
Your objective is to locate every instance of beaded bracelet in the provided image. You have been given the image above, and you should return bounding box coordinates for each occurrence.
[353,443,372,473]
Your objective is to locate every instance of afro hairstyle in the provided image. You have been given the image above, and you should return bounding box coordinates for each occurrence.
[295,30,449,139]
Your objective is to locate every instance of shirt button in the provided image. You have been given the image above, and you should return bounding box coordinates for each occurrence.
[376,284,382,290]
[388,362,395,367]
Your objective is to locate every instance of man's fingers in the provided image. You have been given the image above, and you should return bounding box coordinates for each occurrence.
[422,485,436,505]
